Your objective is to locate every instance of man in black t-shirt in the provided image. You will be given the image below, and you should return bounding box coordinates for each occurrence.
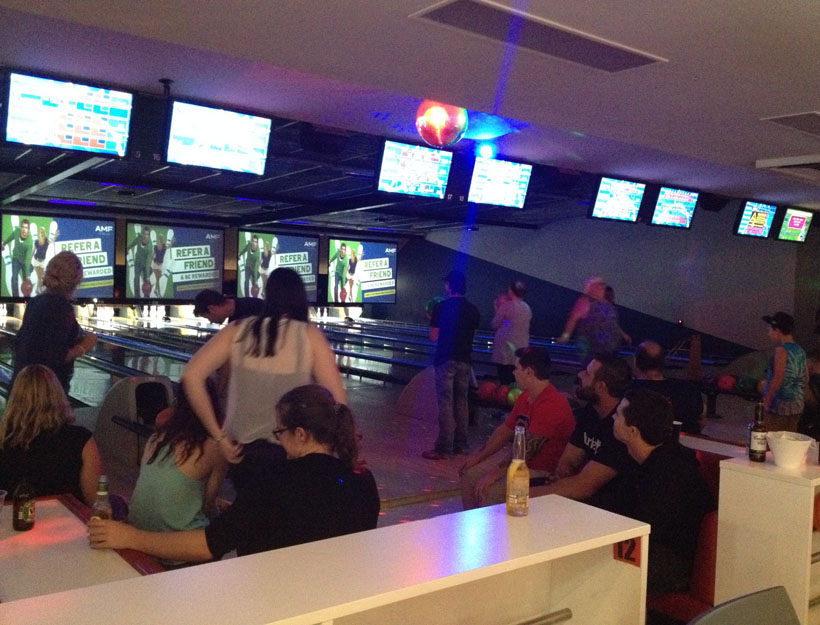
[193,289,265,325]
[423,270,480,460]
[631,340,705,434]
[531,355,635,508]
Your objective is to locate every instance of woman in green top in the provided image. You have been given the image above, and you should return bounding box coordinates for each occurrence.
[128,385,228,540]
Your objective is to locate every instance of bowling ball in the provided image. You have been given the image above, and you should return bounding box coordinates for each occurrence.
[250,285,260,298]
[20,278,32,298]
[716,374,737,392]
[478,380,497,402]
[340,288,347,303]
[495,384,510,405]
[735,375,757,394]
[425,296,445,318]
[507,387,523,406]
[141,279,152,297]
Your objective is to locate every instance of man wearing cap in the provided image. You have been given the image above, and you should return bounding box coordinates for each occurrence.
[423,269,480,460]
[761,311,808,432]
[193,289,264,325]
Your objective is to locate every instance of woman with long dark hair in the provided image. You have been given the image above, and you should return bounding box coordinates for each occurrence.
[182,268,346,477]
[89,385,379,562]
[127,384,227,538]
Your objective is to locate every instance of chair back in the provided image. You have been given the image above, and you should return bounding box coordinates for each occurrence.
[132,377,173,426]
[688,586,799,624]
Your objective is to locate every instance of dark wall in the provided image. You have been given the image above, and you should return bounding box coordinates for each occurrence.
[368,238,751,359]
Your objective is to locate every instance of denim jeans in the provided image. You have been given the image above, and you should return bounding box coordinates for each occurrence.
[434,360,471,454]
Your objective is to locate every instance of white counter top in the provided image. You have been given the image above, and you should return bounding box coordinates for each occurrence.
[0,495,649,625]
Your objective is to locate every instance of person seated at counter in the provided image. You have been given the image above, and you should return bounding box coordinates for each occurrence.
[0,364,103,506]
[611,387,714,594]
[530,355,635,509]
[89,384,380,562]
[127,383,229,560]
[459,347,574,509]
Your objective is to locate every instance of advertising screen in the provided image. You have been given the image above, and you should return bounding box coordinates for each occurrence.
[467,156,533,208]
[1,214,115,299]
[5,72,133,157]
[237,231,319,302]
[377,140,452,199]
[166,101,272,175]
[777,208,813,242]
[327,239,397,305]
[591,177,646,222]
[736,201,777,238]
[651,187,699,228]
[126,222,224,300]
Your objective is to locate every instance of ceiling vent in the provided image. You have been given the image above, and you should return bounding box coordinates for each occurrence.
[756,153,820,188]
[412,0,665,72]
[762,112,820,138]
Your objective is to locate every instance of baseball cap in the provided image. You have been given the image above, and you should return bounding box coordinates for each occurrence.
[762,311,795,334]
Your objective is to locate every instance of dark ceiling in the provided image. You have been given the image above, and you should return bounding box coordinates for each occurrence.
[0,91,599,236]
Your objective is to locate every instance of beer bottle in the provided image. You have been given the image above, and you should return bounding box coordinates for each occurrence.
[89,475,113,521]
[506,421,530,517]
[749,402,767,462]
[12,478,35,531]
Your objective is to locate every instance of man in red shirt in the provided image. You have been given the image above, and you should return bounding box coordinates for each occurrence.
[459,347,575,509]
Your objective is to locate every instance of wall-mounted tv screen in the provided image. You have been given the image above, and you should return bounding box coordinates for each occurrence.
[651,187,699,228]
[467,156,533,208]
[237,231,319,302]
[166,101,272,175]
[327,238,396,305]
[377,140,452,199]
[777,208,813,242]
[735,201,777,238]
[126,222,223,301]
[591,177,646,222]
[5,72,133,157]
[1,214,115,299]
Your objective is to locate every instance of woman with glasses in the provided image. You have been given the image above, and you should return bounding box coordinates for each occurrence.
[88,385,379,562]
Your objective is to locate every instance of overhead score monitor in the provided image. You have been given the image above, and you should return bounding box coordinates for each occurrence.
[0,213,115,300]
[126,222,224,301]
[651,187,699,228]
[735,200,777,238]
[327,238,397,305]
[777,207,813,242]
[237,230,319,302]
[377,140,452,199]
[467,156,533,208]
[166,101,272,175]
[5,72,133,157]
[590,177,646,222]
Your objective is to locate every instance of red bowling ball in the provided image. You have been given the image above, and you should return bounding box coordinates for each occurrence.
[716,374,737,392]
[251,285,260,298]
[478,380,497,402]
[141,279,152,297]
[20,278,32,297]
[495,384,510,405]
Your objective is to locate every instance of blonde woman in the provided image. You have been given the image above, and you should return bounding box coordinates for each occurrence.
[13,251,97,392]
[0,364,102,505]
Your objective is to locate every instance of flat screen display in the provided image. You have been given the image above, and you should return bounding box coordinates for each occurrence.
[777,208,813,242]
[166,101,272,175]
[736,201,777,238]
[126,222,224,301]
[591,177,646,222]
[467,156,533,208]
[5,72,133,157]
[237,231,319,302]
[327,238,397,305]
[651,187,699,228]
[377,140,452,199]
[1,214,115,299]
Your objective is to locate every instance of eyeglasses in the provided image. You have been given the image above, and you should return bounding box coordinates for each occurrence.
[272,427,290,439]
